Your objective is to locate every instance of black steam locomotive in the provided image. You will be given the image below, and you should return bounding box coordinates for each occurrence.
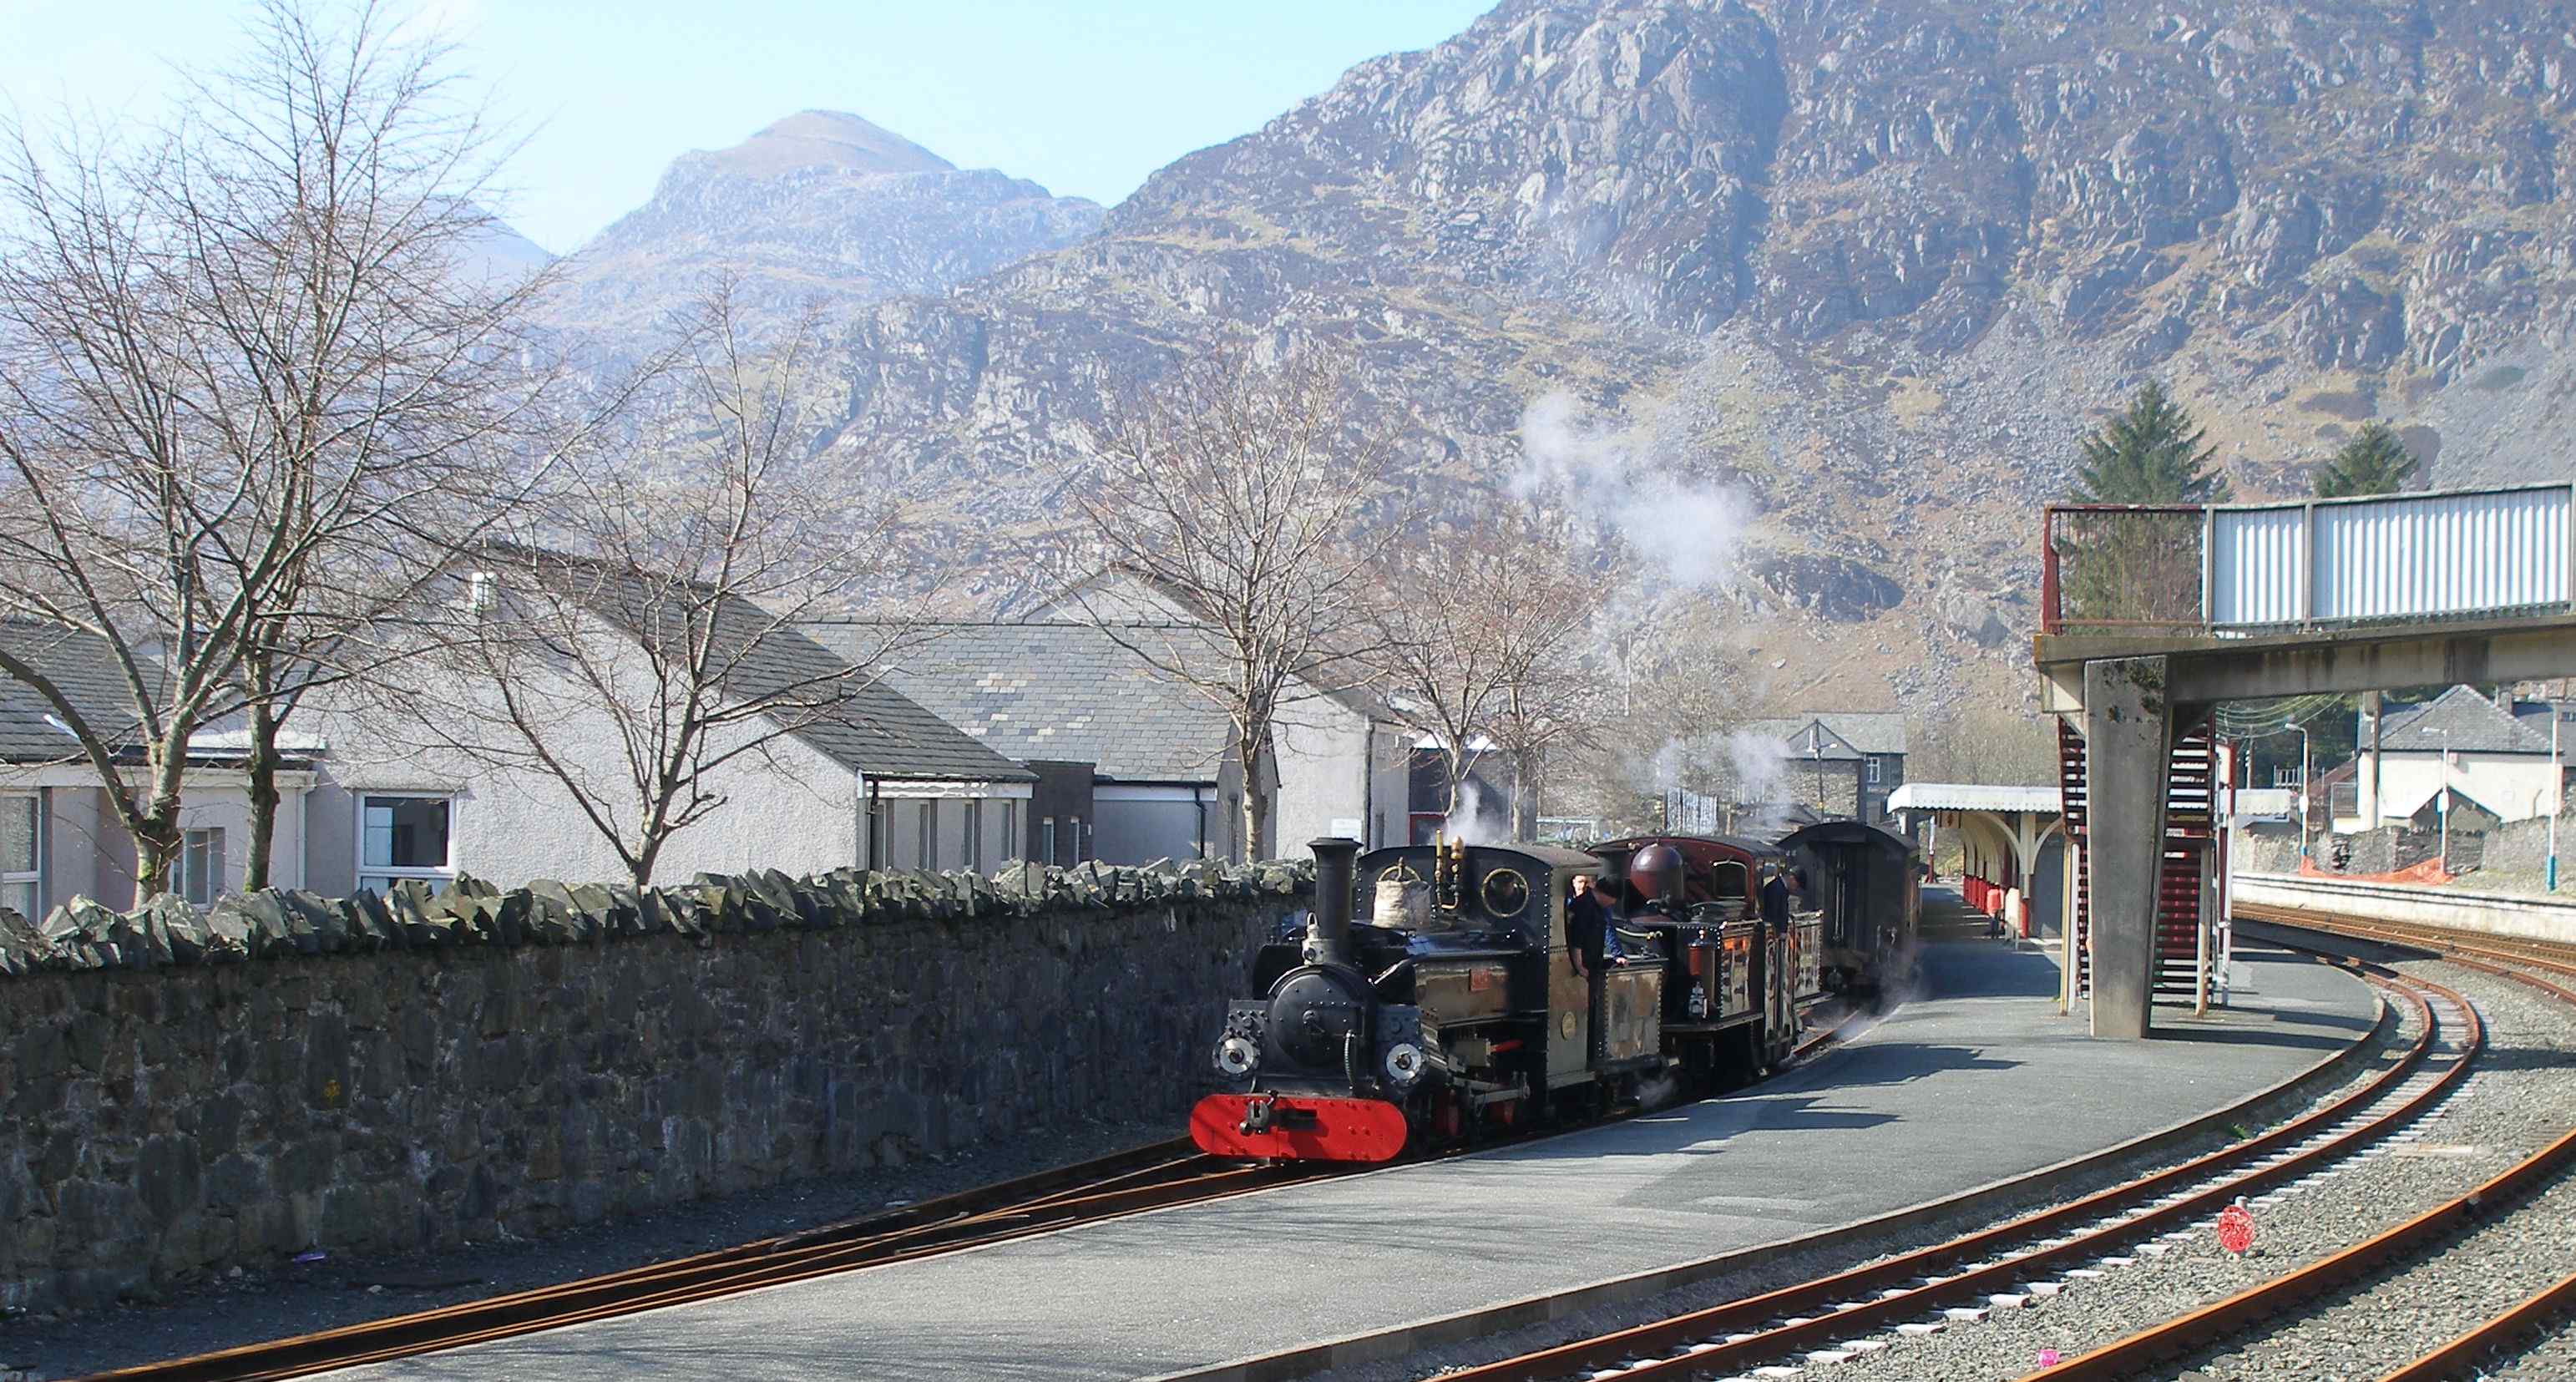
[1190,831,1906,1163]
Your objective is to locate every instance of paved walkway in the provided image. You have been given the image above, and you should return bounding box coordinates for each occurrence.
[321,939,2376,1382]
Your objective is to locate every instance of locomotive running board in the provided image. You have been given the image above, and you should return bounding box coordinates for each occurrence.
[1191,1093,1409,1162]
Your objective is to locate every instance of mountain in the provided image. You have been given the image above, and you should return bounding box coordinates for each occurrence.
[541,111,1104,348]
[554,3,2576,716]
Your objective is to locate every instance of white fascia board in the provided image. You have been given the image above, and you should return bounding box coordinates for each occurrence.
[868,778,1035,801]
[0,762,318,792]
[1093,784,1211,802]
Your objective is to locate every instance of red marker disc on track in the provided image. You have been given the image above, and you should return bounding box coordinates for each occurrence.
[2216,1203,2257,1255]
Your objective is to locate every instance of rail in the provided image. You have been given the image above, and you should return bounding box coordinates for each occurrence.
[2041,483,2576,635]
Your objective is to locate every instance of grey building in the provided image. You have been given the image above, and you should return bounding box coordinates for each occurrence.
[807,621,1258,866]
[0,620,324,914]
[1739,712,1910,824]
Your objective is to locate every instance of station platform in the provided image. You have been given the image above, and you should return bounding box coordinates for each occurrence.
[319,939,2376,1382]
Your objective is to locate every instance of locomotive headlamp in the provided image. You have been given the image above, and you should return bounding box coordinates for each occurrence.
[1382,1041,1424,1086]
[1215,1036,1260,1077]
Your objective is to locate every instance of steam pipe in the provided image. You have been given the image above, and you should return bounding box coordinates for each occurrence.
[1308,836,1361,968]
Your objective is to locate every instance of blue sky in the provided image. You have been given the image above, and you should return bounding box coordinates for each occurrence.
[1,0,1496,254]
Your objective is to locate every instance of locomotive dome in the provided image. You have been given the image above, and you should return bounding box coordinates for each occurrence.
[1627,843,1687,901]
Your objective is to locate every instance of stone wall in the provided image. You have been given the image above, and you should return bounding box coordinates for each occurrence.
[0,859,1306,1313]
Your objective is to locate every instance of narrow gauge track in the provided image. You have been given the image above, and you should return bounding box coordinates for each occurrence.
[2114,906,2576,1382]
[79,1137,1311,1382]
[83,1002,1865,1382]
[1387,958,2459,1382]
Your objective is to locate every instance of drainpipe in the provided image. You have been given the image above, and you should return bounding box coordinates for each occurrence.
[1194,784,1207,859]
[1359,721,1376,849]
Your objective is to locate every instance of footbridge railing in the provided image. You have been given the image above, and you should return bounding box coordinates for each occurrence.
[2042,483,2576,636]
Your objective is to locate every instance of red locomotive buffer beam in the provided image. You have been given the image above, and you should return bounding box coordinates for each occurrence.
[1190,1092,1409,1163]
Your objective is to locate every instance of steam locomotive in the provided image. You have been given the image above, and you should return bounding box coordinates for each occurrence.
[1189,829,1913,1163]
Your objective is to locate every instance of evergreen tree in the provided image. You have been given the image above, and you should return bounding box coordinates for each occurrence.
[2072,381,2233,503]
[2313,422,2419,498]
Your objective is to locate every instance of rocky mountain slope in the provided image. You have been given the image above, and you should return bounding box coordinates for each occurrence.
[560,3,2576,718]
[540,111,1102,352]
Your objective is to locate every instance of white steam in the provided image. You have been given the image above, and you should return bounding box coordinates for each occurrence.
[1513,390,1753,593]
[1647,726,1804,839]
[1442,777,1505,847]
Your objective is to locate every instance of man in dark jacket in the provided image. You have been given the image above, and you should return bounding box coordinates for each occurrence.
[1567,873,1612,976]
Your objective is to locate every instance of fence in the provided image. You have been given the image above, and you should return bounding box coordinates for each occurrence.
[2043,483,2576,635]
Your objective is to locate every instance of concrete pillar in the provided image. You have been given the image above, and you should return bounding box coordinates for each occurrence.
[2357,691,2382,831]
[2082,656,2174,1039]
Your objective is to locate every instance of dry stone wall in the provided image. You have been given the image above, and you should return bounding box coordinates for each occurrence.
[0,859,1306,1313]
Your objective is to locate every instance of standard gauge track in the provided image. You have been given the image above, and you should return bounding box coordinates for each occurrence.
[79,1137,1325,1382]
[1401,958,2454,1382]
[2117,906,2576,1382]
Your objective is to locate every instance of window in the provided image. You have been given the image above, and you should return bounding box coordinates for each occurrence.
[1070,814,1085,863]
[1001,802,1019,863]
[182,828,226,907]
[359,795,452,893]
[1865,757,1883,785]
[918,801,938,870]
[0,793,37,919]
[1041,816,1057,866]
[964,799,983,872]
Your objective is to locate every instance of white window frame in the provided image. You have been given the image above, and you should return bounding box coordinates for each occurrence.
[1,791,39,918]
[357,792,456,894]
[918,799,938,871]
[182,826,227,908]
[964,798,984,873]
[1865,757,1883,786]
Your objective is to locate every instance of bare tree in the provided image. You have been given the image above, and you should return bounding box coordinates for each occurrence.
[1368,510,1603,838]
[1065,342,1396,859]
[405,283,933,887]
[1909,700,2061,784]
[0,0,561,895]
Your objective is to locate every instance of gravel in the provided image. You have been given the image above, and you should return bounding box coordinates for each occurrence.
[1685,958,2576,1382]
[1320,990,2414,1382]
[0,1115,1173,1380]
[2489,1311,2576,1380]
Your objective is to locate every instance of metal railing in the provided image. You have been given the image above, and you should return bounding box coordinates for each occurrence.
[2042,483,2576,635]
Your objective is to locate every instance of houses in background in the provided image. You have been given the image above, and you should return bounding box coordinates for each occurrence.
[1,561,1425,914]
[810,610,1413,868]
[1733,712,1910,827]
[0,622,325,915]
[2324,685,2567,833]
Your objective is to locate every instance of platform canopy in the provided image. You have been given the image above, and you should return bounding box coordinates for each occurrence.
[1886,783,2060,813]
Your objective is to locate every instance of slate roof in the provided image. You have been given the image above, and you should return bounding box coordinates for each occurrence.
[490,549,1031,784]
[0,622,148,762]
[1741,712,1910,761]
[2376,686,2554,756]
[805,621,1236,783]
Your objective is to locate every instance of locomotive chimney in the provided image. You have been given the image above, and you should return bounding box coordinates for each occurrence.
[1308,837,1361,968]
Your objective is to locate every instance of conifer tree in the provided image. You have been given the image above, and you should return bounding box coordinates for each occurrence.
[2072,381,2233,504]
[2313,422,2419,498]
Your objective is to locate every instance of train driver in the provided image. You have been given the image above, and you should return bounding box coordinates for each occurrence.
[1566,873,1612,977]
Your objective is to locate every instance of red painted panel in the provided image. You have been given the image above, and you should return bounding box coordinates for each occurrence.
[1189,1093,1411,1163]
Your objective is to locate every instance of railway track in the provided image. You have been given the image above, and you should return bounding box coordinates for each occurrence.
[80,1136,1317,1382]
[1286,909,2576,1382]
[2128,905,2576,1382]
[78,1001,1865,1382]
[1379,958,2456,1382]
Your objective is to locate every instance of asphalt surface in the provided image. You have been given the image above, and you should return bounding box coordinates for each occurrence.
[316,938,2375,1382]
